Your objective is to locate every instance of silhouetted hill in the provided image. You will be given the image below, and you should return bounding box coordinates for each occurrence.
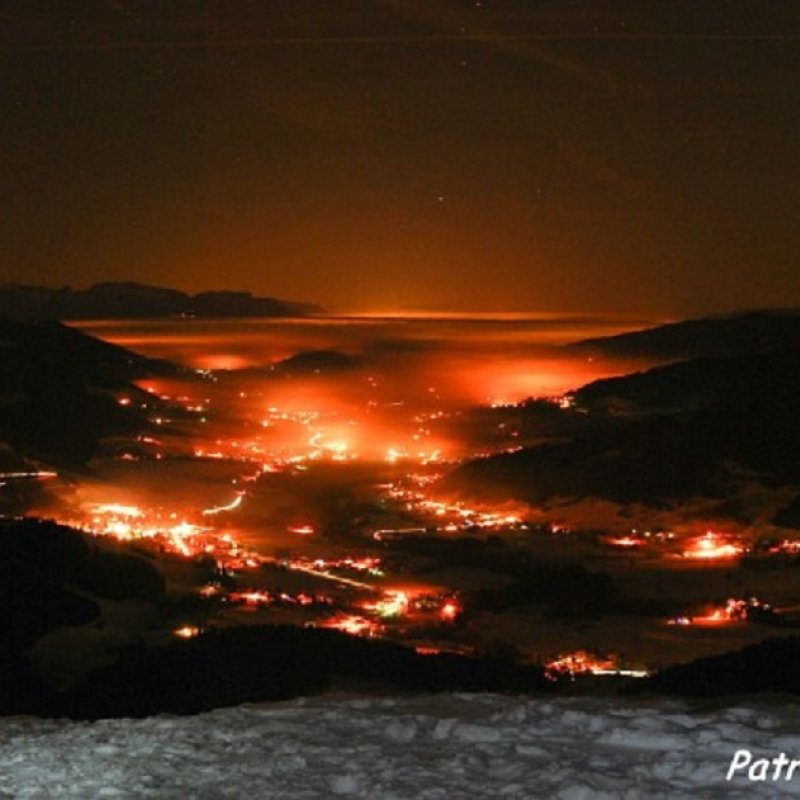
[634,635,800,697]
[773,495,800,529]
[0,518,164,644]
[445,348,800,522]
[0,517,550,719]
[0,518,166,715]
[0,315,177,465]
[0,315,174,386]
[570,310,800,360]
[446,416,732,507]
[56,624,548,720]
[572,349,800,415]
[0,282,323,320]
[270,350,360,376]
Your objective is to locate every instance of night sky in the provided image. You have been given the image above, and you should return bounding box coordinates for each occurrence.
[2,1,799,315]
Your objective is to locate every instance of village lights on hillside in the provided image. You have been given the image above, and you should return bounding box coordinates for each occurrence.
[545,651,649,680]
[606,536,641,548]
[288,524,315,536]
[683,532,745,560]
[440,601,459,621]
[66,502,264,569]
[320,615,381,637]
[367,590,410,618]
[667,596,774,627]
[173,626,201,638]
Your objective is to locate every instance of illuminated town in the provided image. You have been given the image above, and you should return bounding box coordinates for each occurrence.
[4,313,795,685]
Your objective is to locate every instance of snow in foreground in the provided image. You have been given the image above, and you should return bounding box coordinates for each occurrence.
[2,694,800,798]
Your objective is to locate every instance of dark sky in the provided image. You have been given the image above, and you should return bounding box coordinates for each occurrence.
[2,1,799,315]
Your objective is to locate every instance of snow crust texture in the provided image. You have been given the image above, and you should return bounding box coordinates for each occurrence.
[2,694,800,798]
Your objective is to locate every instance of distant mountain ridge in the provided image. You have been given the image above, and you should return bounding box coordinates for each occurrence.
[0,282,323,320]
[570,309,800,359]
